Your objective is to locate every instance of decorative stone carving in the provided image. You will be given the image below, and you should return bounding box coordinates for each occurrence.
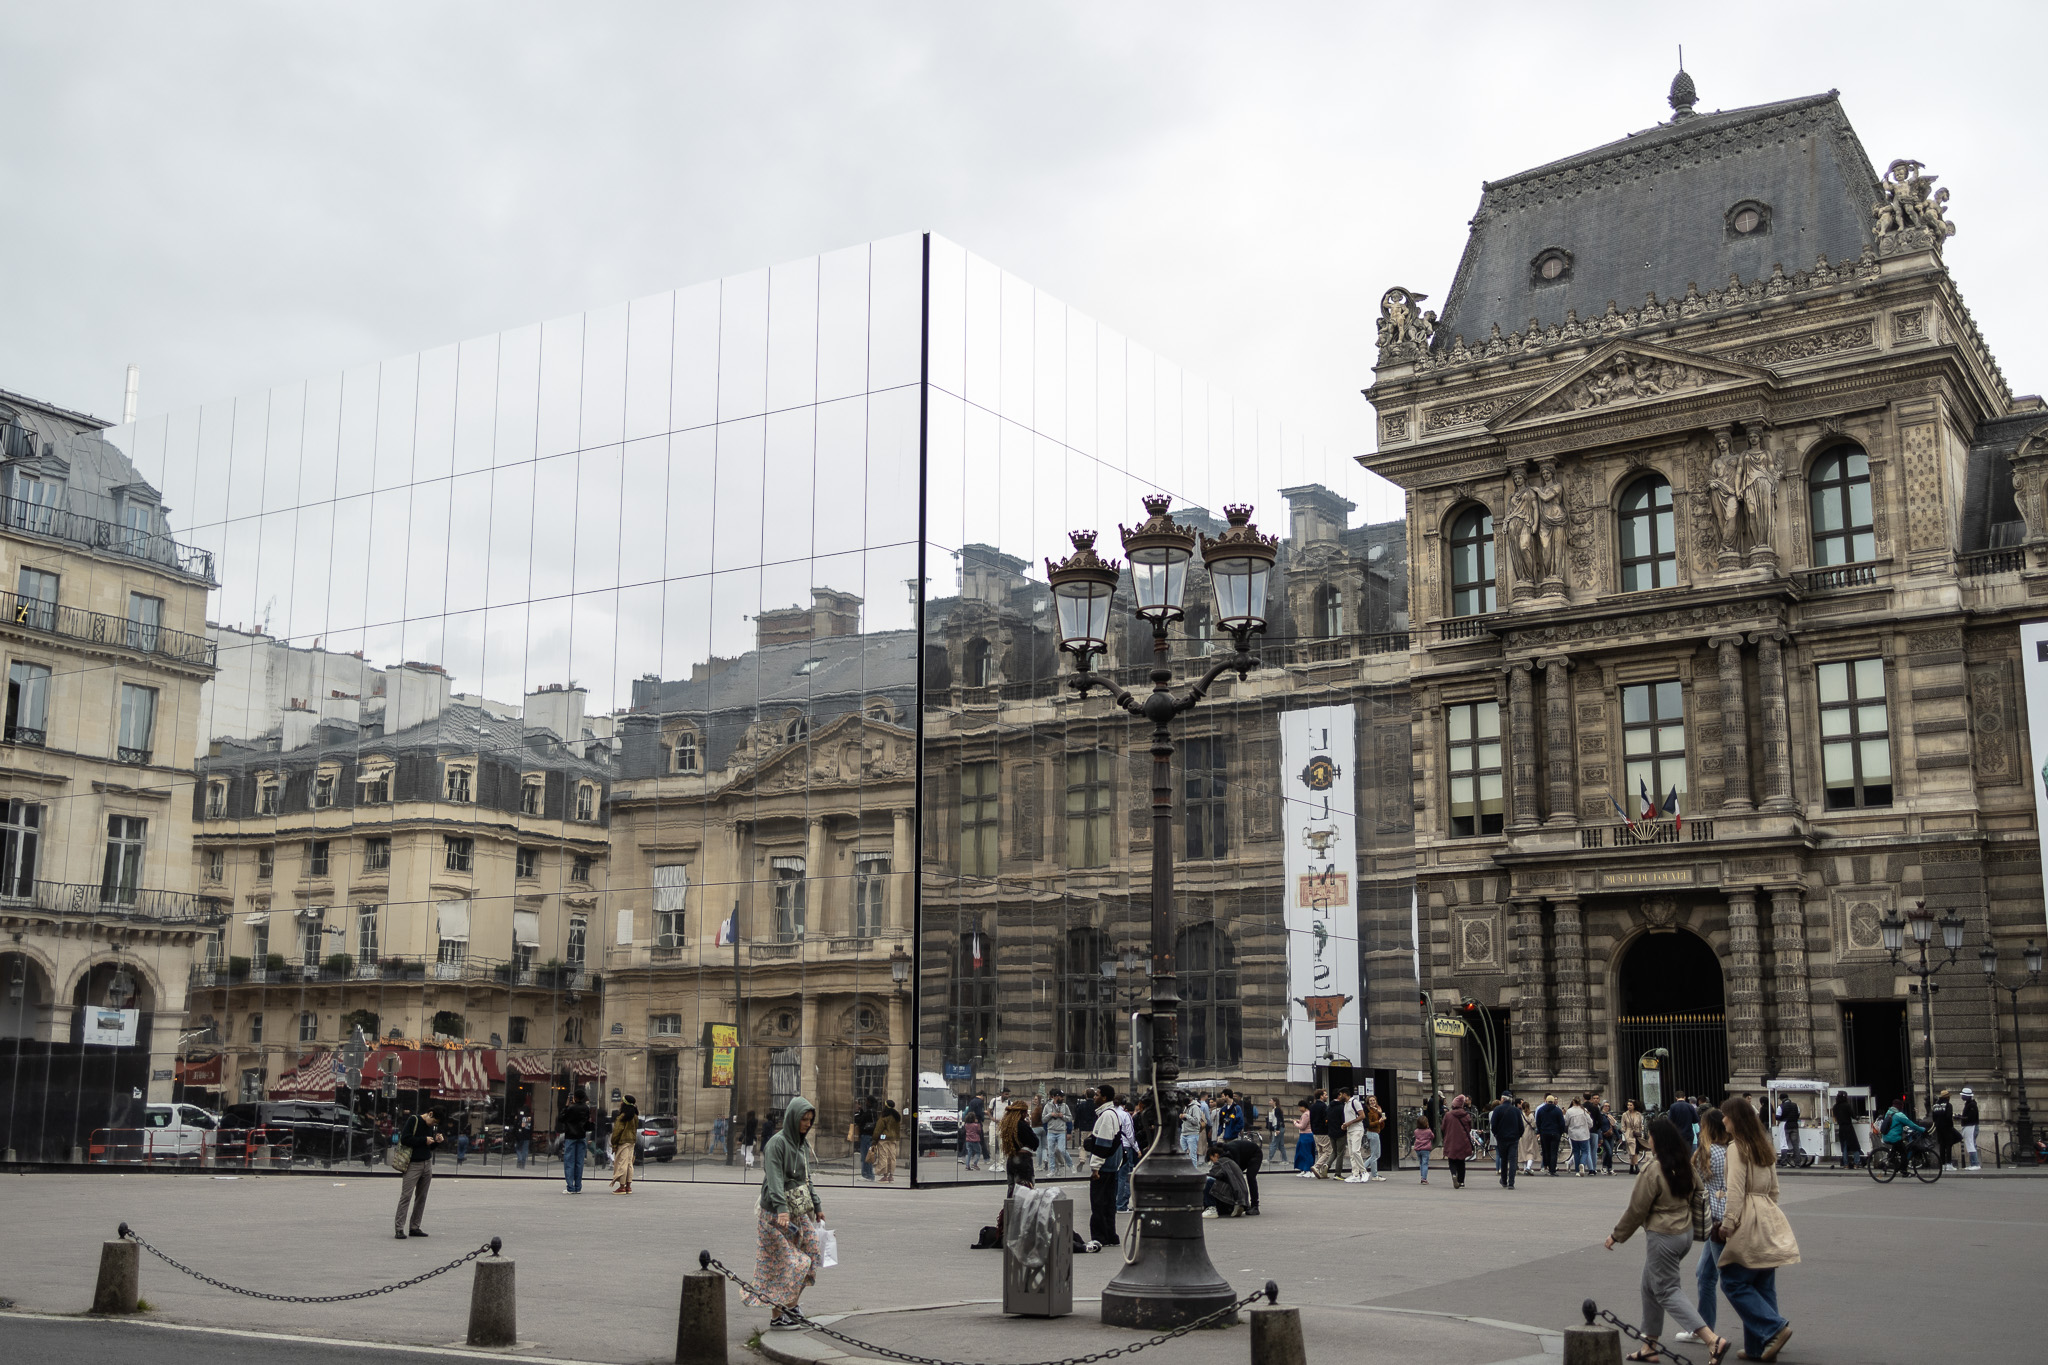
[1502,465,1540,588]
[1725,322,1875,367]
[1375,287,1435,364]
[1969,662,2020,784]
[1638,897,1680,931]
[1528,353,1711,417]
[1708,426,1743,564]
[1456,911,1499,971]
[1833,888,1893,956]
[1892,310,1926,342]
[1424,395,1519,432]
[1380,410,1410,442]
[1532,461,1567,591]
[1738,422,1780,562]
[1872,159,1957,252]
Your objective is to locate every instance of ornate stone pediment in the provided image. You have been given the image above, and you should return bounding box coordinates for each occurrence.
[1487,341,1773,431]
[730,712,915,796]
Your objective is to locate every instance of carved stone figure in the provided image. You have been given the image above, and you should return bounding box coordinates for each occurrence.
[1873,158,1957,247]
[1375,288,1433,361]
[1533,461,1566,585]
[1738,424,1779,554]
[1708,427,1743,558]
[1531,353,1709,417]
[1502,465,1539,585]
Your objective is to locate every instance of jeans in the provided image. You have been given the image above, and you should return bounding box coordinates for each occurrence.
[455,1133,470,1164]
[515,1138,530,1169]
[1416,1150,1431,1179]
[1366,1131,1382,1176]
[1694,1242,1723,1330]
[563,1137,586,1191]
[1269,1129,1286,1164]
[1115,1147,1133,1210]
[858,1135,874,1179]
[1047,1131,1072,1172]
[1571,1138,1594,1172]
[1181,1132,1203,1163]
[1717,1262,1786,1358]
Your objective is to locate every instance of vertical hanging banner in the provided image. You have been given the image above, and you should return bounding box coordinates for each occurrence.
[1281,704,1362,1082]
[2018,622,2048,931]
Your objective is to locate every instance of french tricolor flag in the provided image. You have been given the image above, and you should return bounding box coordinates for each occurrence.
[714,911,738,946]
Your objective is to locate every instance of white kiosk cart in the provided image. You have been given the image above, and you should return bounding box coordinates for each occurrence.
[1765,1079,1830,1166]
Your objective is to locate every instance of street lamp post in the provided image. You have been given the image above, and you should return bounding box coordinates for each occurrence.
[1045,496,1275,1331]
[1978,936,2043,1164]
[1880,899,1966,1115]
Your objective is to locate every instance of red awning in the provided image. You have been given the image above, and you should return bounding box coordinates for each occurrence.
[177,1053,223,1087]
[270,1052,341,1099]
[570,1058,606,1081]
[362,1046,504,1099]
[505,1054,553,1079]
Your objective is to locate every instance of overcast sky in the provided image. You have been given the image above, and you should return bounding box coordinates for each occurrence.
[4,2,2042,533]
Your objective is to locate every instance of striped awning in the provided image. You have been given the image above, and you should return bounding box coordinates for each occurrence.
[505,1054,554,1079]
[269,1052,341,1099]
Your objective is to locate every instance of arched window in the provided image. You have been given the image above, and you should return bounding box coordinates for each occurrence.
[1315,585,1344,637]
[1057,927,1115,1070]
[1809,446,1875,566]
[783,714,809,745]
[670,730,698,773]
[1448,506,1496,615]
[965,638,993,688]
[1175,923,1240,1068]
[1618,476,1676,591]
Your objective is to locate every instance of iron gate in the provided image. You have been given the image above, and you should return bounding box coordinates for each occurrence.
[1615,1012,1729,1112]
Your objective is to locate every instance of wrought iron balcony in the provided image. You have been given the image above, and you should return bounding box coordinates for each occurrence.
[0,587,217,667]
[0,495,215,583]
[196,953,592,990]
[2,879,225,923]
[1577,818,1715,849]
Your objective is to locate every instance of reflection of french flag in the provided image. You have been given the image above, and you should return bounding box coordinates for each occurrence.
[714,912,737,946]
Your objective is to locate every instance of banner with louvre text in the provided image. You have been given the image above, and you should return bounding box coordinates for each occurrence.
[1280,703,1363,1082]
[2018,621,2048,932]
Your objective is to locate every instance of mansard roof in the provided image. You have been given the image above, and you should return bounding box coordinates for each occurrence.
[1435,91,1882,349]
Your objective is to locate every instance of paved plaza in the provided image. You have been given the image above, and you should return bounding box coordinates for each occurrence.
[0,1165,2040,1365]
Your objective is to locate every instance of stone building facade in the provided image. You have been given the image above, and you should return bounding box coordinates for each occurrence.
[1362,80,2047,1132]
[0,387,219,1159]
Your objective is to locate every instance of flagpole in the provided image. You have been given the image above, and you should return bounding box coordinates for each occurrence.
[727,901,740,1168]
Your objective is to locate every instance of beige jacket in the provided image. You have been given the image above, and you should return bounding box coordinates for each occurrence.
[1610,1161,1693,1242]
[1718,1147,1801,1268]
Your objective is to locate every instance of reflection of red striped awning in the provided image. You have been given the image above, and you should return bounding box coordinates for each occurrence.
[270,1052,340,1099]
[570,1058,605,1080]
[177,1053,223,1087]
[362,1047,504,1098]
[505,1054,553,1079]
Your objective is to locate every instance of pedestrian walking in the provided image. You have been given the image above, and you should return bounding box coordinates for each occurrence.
[742,1110,761,1167]
[1363,1093,1387,1180]
[1668,1094,1700,1150]
[1266,1095,1286,1165]
[610,1096,640,1194]
[1930,1090,1959,1171]
[1603,1115,1730,1363]
[1292,1100,1315,1173]
[1442,1094,1476,1189]
[1621,1099,1647,1173]
[746,1097,824,1331]
[1829,1091,1862,1169]
[1308,1089,1334,1179]
[960,1113,984,1170]
[560,1090,593,1193]
[867,1101,898,1181]
[1674,1108,1731,1348]
[513,1109,534,1169]
[1412,1113,1435,1184]
[1114,1095,1139,1209]
[1566,1096,1595,1175]
[1596,1096,1619,1173]
[989,1090,1009,1168]
[1042,1090,1073,1173]
[1490,1094,1525,1189]
[1713,1099,1799,1362]
[1959,1088,1980,1170]
[1340,1088,1368,1182]
[1181,1092,1207,1164]
[392,1107,445,1239]
[853,1099,878,1181]
[1518,1100,1540,1174]
[1001,1101,1040,1195]
[1535,1094,1567,1175]
[1084,1084,1123,1247]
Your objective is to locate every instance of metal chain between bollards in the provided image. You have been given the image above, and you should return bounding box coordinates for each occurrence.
[1582,1298,1696,1365]
[701,1251,1272,1365]
[118,1223,501,1305]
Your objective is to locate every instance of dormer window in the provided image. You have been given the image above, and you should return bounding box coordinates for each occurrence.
[520,774,543,815]
[574,781,597,822]
[256,773,280,816]
[205,779,229,818]
[669,730,699,773]
[443,762,474,803]
[358,763,392,804]
[965,638,994,688]
[1531,248,1573,285]
[784,715,809,745]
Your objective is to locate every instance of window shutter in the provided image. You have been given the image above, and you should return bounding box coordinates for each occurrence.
[436,899,470,942]
[653,864,689,913]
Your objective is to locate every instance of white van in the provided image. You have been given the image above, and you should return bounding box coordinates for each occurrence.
[142,1102,220,1160]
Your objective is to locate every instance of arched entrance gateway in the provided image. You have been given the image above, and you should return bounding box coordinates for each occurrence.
[1614,930,1729,1110]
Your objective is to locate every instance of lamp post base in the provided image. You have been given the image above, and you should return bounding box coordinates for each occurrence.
[1099,1159,1238,1330]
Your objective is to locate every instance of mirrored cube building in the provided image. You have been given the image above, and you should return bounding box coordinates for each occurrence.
[3,233,1419,1182]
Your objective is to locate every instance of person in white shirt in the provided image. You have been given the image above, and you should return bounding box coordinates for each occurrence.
[1341,1089,1369,1183]
[989,1091,1009,1167]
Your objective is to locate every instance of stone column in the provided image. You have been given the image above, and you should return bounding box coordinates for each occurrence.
[1752,632,1796,813]
[886,993,908,1107]
[1769,888,1814,1076]
[1725,889,1768,1086]
[806,815,831,937]
[799,992,821,1113]
[891,808,914,933]
[1511,897,1550,1086]
[1542,658,1578,827]
[1507,663,1540,832]
[1711,635,1753,812]
[1551,896,1590,1084]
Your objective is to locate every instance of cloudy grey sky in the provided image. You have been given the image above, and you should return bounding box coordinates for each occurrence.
[4,2,2041,532]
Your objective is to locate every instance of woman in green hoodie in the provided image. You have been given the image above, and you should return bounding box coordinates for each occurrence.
[747,1096,823,1330]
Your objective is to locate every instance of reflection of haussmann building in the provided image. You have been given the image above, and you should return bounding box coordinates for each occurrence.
[1360,77,2048,1126]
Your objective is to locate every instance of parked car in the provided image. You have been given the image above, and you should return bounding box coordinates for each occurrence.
[636,1115,678,1162]
[217,1102,380,1165]
[141,1103,220,1160]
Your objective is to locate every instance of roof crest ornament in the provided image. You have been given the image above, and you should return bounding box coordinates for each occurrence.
[1669,49,1698,121]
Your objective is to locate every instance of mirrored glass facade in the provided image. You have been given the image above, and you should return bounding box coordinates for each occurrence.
[0,232,1413,1187]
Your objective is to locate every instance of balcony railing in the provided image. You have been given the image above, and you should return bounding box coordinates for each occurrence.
[0,495,215,583]
[1958,546,2027,578]
[195,954,592,990]
[1796,563,1880,592]
[4,879,225,923]
[0,588,218,667]
[1577,818,1715,849]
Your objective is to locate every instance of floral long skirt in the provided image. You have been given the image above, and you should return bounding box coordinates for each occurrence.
[611,1143,636,1191]
[746,1208,821,1308]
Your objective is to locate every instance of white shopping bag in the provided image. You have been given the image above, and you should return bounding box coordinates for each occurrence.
[819,1227,839,1269]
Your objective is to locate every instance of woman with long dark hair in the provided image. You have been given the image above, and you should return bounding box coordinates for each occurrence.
[1716,1099,1799,1361]
[1604,1115,1729,1362]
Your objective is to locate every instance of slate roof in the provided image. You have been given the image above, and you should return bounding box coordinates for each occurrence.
[1959,412,2041,552]
[202,701,610,779]
[1435,91,1883,348]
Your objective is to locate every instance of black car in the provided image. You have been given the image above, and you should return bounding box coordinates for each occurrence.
[218,1102,380,1165]
[635,1115,678,1162]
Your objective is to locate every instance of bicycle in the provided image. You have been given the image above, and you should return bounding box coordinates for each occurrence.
[1867,1132,1941,1184]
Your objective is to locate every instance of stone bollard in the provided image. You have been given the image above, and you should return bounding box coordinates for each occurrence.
[92,1239,139,1315]
[1249,1282,1304,1365]
[677,1256,727,1365]
[467,1254,516,1348]
[1563,1300,1622,1365]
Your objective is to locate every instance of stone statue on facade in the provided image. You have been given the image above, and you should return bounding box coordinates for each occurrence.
[1502,464,1539,587]
[1533,461,1567,590]
[1376,288,1433,363]
[1873,158,1957,253]
[1738,423,1780,558]
[1708,427,1744,563]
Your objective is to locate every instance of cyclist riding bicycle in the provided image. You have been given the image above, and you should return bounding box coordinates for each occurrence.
[1879,1104,1928,1169]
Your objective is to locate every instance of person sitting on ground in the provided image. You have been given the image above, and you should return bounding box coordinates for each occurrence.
[1209,1134,1265,1214]
[1202,1142,1252,1218]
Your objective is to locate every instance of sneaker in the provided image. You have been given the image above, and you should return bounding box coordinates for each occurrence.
[1372,1175,1387,1182]
[1298,1170,1316,1178]
[1245,1207,1260,1216]
[1673,1330,1701,1343]
[1085,1239,1103,1252]
[1201,1208,1218,1219]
